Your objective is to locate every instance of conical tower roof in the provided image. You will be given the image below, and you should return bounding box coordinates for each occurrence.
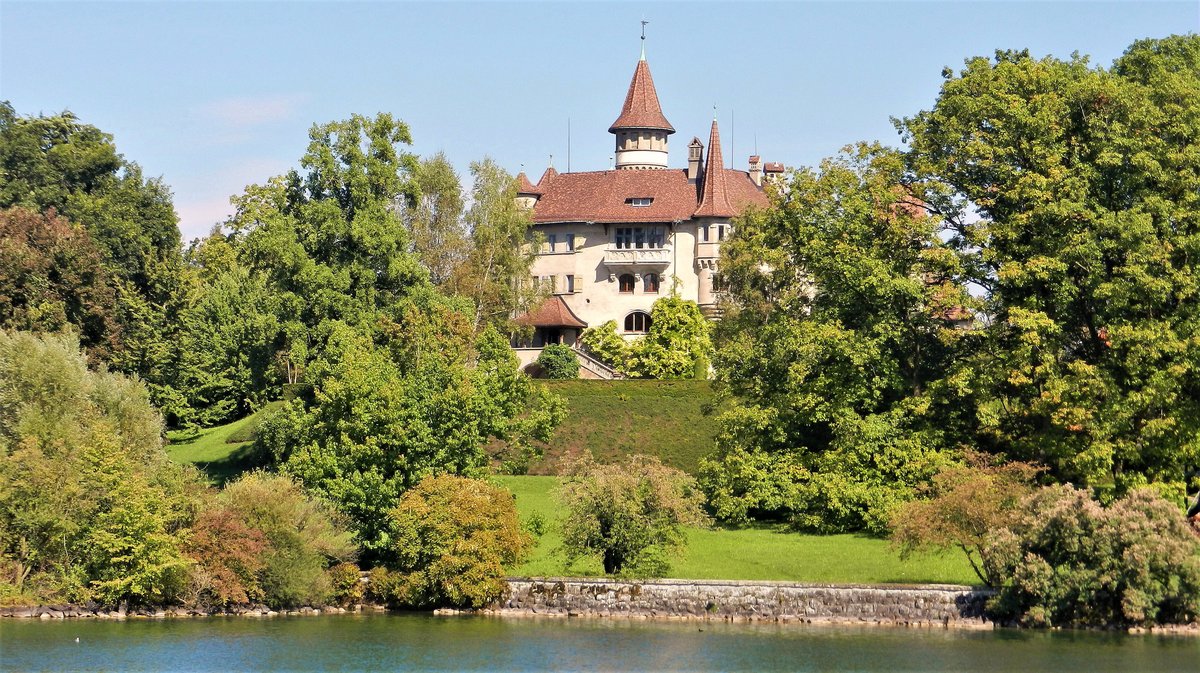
[516,172,541,195]
[694,119,736,218]
[608,59,675,134]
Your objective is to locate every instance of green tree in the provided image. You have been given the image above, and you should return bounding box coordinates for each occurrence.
[228,113,427,374]
[0,207,121,361]
[630,294,713,379]
[407,152,468,287]
[900,35,1200,499]
[257,316,562,557]
[446,158,542,333]
[0,102,180,292]
[386,474,532,608]
[559,455,709,576]
[0,331,198,605]
[536,343,579,379]
[579,295,713,380]
[890,452,1042,585]
[700,144,971,533]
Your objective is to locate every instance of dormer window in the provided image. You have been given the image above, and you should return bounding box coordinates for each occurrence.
[626,197,653,207]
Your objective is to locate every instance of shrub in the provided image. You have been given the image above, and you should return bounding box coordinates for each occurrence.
[326,562,364,607]
[388,474,532,609]
[185,506,267,607]
[536,344,579,379]
[890,452,1041,585]
[985,486,1200,627]
[364,566,402,605]
[220,472,356,608]
[559,455,709,576]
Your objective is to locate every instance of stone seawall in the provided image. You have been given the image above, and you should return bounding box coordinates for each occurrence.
[492,579,994,627]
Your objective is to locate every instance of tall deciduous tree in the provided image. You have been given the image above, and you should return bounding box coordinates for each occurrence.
[900,35,1200,500]
[701,144,972,533]
[0,207,121,360]
[447,158,543,333]
[407,153,468,287]
[0,102,180,296]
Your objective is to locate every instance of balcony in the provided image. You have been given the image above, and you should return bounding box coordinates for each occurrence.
[695,241,722,260]
[603,246,672,272]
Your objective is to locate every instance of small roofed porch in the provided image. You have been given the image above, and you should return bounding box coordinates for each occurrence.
[512,297,621,379]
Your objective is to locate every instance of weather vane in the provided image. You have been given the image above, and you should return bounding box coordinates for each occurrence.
[640,19,649,59]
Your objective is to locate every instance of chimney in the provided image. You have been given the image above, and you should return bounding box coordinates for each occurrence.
[748,155,762,187]
[687,137,704,184]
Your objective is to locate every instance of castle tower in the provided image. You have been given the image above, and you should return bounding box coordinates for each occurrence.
[609,47,675,170]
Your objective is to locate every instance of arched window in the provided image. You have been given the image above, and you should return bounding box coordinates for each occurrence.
[624,311,651,334]
[619,274,635,293]
[644,273,660,293]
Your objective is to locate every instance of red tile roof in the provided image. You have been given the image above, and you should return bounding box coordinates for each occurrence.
[516,172,541,195]
[531,167,767,224]
[517,295,588,328]
[694,120,736,218]
[609,60,675,134]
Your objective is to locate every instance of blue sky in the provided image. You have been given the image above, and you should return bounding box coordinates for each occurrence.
[2,1,1197,240]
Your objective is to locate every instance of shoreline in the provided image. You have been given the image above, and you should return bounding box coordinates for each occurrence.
[5,577,1197,635]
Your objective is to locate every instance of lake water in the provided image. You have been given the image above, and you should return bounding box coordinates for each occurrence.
[1,613,1197,672]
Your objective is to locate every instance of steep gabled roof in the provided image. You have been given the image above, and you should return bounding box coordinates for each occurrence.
[694,119,737,218]
[608,60,675,134]
[517,295,588,329]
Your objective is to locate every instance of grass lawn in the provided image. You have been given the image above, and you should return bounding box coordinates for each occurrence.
[495,475,980,586]
[165,403,280,485]
[528,379,720,475]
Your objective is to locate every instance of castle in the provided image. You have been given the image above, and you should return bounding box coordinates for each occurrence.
[513,45,780,376]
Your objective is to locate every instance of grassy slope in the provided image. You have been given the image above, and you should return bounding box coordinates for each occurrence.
[165,403,280,485]
[497,475,979,586]
[528,380,719,475]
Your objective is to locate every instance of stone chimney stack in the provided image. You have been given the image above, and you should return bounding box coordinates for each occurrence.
[687,137,704,184]
[748,155,763,187]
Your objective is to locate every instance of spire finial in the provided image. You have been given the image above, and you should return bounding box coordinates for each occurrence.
[640,19,648,60]
[548,154,553,169]
[713,103,718,121]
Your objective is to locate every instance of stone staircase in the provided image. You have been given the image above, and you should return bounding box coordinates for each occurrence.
[573,346,624,380]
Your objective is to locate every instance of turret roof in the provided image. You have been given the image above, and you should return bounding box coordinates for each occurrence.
[694,119,737,218]
[608,59,675,134]
[516,172,541,195]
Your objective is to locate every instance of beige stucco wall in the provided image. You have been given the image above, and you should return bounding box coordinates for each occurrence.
[529,218,727,335]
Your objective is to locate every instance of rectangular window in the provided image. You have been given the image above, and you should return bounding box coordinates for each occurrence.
[625,197,653,207]
[616,227,632,249]
[565,274,575,293]
[546,234,557,253]
[718,225,728,241]
[615,227,664,249]
[565,233,575,251]
[703,225,710,242]
[648,227,664,248]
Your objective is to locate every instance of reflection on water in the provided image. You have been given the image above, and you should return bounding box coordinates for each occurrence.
[1,613,1197,672]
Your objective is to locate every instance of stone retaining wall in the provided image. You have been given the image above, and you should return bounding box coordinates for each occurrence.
[493,579,994,627]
